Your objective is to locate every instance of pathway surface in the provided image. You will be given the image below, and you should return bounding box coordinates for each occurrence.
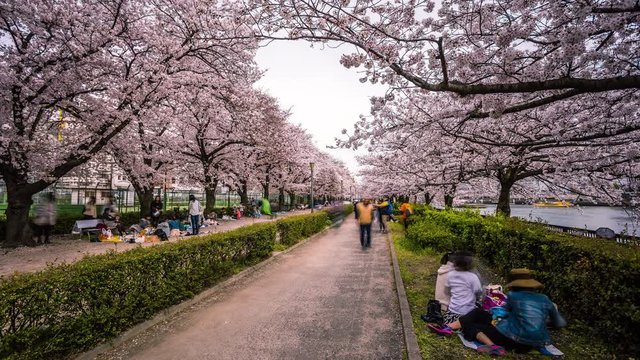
[95,219,404,360]
[0,210,310,277]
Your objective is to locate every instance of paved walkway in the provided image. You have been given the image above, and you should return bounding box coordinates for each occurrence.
[95,219,404,360]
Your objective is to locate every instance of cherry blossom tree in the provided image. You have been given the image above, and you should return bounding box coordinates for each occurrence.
[250,0,640,118]
[0,0,257,246]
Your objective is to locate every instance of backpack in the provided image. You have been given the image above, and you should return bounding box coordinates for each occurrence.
[154,228,169,241]
[482,284,507,311]
[420,299,443,325]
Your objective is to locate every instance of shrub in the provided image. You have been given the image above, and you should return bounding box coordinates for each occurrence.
[0,222,277,359]
[411,208,640,356]
[405,219,455,251]
[276,212,329,246]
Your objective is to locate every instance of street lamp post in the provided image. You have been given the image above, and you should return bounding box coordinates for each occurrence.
[310,162,315,213]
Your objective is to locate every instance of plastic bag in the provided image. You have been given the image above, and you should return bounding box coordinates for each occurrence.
[482,284,507,311]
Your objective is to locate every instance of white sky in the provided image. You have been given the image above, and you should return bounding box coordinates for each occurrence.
[254,41,387,173]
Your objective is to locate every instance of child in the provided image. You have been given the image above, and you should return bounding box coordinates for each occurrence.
[428,251,482,335]
[434,252,455,311]
[458,269,566,356]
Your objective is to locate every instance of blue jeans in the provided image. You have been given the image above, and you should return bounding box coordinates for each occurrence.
[360,223,372,247]
[190,215,200,235]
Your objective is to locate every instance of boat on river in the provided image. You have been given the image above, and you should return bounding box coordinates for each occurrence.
[533,200,574,208]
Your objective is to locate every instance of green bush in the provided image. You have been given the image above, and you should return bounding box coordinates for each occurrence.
[405,219,456,251]
[0,223,277,359]
[342,203,354,217]
[276,212,329,246]
[410,208,640,356]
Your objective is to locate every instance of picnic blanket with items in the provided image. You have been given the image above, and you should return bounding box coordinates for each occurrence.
[423,284,564,357]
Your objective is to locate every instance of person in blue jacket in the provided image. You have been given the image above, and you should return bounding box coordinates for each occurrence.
[457,268,566,356]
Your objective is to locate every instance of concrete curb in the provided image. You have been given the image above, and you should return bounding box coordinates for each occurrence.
[387,230,422,360]
[75,225,334,360]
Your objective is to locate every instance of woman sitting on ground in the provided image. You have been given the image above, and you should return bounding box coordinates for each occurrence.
[434,252,455,311]
[428,251,482,335]
[452,269,566,356]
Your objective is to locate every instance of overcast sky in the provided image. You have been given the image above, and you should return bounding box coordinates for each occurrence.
[254,41,387,173]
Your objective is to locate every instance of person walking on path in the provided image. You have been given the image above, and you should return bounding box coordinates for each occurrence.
[399,199,413,231]
[34,192,56,244]
[356,199,374,248]
[82,196,97,219]
[188,194,202,235]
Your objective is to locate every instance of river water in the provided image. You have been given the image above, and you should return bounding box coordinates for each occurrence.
[472,205,639,235]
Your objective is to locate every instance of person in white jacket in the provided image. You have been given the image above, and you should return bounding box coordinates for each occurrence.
[188,194,202,235]
[435,252,455,311]
[34,193,57,244]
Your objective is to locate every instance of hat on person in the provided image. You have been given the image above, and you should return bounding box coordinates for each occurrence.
[505,268,544,289]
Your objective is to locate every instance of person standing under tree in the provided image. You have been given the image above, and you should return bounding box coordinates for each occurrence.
[188,194,202,235]
[34,192,56,244]
[150,195,163,226]
[399,198,413,231]
[82,196,97,219]
[356,199,374,248]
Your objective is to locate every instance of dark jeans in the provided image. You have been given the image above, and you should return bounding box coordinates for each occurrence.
[36,224,52,244]
[190,215,200,235]
[359,223,372,247]
[460,308,532,353]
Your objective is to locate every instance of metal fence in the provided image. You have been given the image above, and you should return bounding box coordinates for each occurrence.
[0,183,307,215]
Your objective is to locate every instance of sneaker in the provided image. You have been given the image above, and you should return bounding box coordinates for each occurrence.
[427,323,453,336]
[477,345,506,356]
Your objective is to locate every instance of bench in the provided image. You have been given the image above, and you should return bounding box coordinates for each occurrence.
[72,219,106,240]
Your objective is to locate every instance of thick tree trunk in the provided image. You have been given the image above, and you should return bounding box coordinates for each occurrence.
[444,194,454,208]
[424,192,434,205]
[2,181,36,247]
[205,181,218,213]
[262,182,269,199]
[288,191,296,208]
[135,186,155,217]
[278,187,285,211]
[496,181,514,217]
[237,180,249,206]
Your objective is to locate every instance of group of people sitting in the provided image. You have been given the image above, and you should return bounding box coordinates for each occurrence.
[428,251,566,356]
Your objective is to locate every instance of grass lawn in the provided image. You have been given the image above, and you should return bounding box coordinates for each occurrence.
[389,223,613,359]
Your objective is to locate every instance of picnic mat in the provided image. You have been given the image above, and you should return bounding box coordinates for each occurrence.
[457,333,563,356]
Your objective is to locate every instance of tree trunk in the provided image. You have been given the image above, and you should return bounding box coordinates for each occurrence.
[424,192,434,205]
[496,181,514,217]
[288,191,296,208]
[135,186,155,217]
[205,181,218,213]
[262,180,270,199]
[444,194,454,208]
[2,181,36,247]
[278,187,285,211]
[237,180,249,206]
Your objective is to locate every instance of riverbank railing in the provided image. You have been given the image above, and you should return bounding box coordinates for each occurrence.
[541,223,639,246]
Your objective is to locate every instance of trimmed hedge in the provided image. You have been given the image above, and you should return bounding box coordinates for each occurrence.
[276,212,329,246]
[0,211,337,359]
[407,208,640,356]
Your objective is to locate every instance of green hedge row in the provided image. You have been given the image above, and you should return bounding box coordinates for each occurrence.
[0,212,333,359]
[406,208,640,355]
[277,212,329,246]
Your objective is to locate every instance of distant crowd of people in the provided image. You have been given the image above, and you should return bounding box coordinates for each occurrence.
[353,196,413,248]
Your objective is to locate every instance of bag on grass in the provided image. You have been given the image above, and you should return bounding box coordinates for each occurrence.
[420,299,443,324]
[154,228,168,241]
[482,284,507,311]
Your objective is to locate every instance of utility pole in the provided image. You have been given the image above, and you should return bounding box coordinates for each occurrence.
[310,162,315,213]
